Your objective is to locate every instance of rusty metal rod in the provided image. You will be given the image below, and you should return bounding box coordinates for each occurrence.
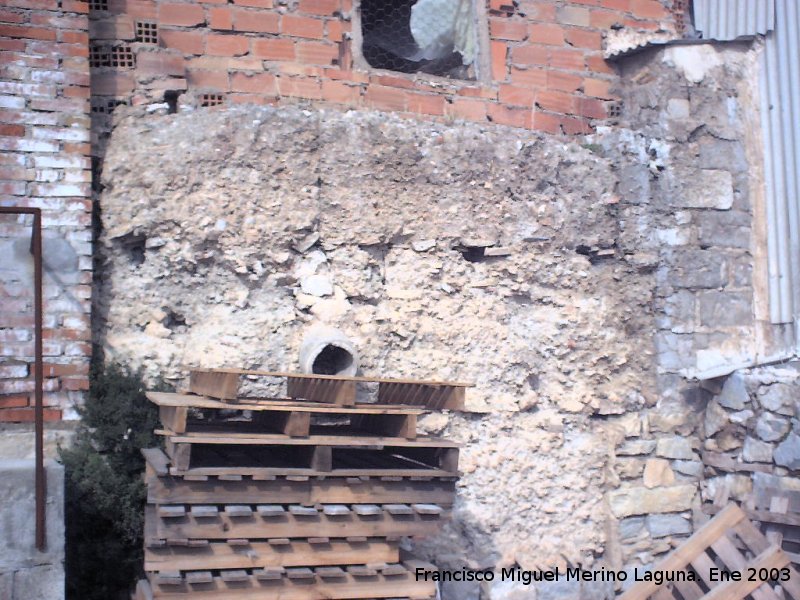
[0,206,46,550]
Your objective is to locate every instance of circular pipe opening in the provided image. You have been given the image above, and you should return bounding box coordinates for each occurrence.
[311,344,355,375]
[299,327,359,377]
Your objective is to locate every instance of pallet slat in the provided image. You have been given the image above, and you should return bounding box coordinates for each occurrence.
[187,368,470,410]
[146,504,448,540]
[146,471,457,505]
[145,560,437,599]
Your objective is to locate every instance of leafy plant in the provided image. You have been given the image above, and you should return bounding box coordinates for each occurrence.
[60,362,165,600]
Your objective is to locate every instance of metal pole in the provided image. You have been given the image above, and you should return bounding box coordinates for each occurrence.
[33,209,45,551]
[0,206,46,550]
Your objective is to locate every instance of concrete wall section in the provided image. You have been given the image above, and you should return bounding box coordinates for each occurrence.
[0,460,65,600]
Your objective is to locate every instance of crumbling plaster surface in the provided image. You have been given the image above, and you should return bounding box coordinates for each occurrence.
[96,105,658,572]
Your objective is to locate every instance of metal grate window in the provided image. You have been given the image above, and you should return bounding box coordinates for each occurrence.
[200,93,225,107]
[135,21,158,44]
[359,0,478,80]
[89,0,108,11]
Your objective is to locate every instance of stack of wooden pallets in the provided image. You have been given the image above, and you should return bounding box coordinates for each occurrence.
[134,368,469,600]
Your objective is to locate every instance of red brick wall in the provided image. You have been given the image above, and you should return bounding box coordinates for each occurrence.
[90,0,675,133]
[0,0,92,422]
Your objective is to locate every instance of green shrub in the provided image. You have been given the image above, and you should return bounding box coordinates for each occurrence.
[60,362,165,600]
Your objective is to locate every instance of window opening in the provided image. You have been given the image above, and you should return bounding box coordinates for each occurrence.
[359,0,478,80]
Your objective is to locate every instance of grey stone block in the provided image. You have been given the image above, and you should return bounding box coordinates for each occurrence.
[774,434,800,470]
[672,460,704,478]
[758,384,795,416]
[698,291,752,327]
[755,413,790,442]
[670,169,734,210]
[654,332,695,371]
[656,436,695,460]
[646,514,691,538]
[742,437,774,463]
[698,138,748,172]
[697,211,750,249]
[618,165,651,205]
[617,440,656,456]
[704,400,728,437]
[717,373,749,410]
[666,249,727,289]
[619,516,645,540]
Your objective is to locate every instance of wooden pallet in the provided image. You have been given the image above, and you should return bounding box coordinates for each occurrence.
[145,502,448,540]
[146,471,456,507]
[145,447,460,483]
[145,537,400,572]
[159,431,460,474]
[744,486,800,567]
[148,392,422,439]
[189,368,469,409]
[138,560,436,599]
[620,504,800,600]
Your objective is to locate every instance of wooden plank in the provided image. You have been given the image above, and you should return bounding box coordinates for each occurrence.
[619,504,747,600]
[189,370,240,401]
[163,440,191,472]
[378,382,465,410]
[147,561,437,600]
[311,446,332,472]
[142,448,170,476]
[157,430,458,449]
[146,392,423,415]
[147,474,456,505]
[147,504,448,540]
[703,545,790,600]
[159,406,188,434]
[707,504,800,529]
[702,451,774,474]
[671,575,705,600]
[168,465,456,478]
[287,377,356,406]
[189,367,472,388]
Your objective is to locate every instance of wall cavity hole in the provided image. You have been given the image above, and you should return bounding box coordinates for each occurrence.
[116,232,146,266]
[312,344,355,375]
[163,90,180,114]
[459,247,486,262]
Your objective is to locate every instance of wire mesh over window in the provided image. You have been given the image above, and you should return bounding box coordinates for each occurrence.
[360,0,478,80]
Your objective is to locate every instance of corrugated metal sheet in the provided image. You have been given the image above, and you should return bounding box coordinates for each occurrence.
[694,0,774,40]
[695,0,800,330]
[758,0,800,325]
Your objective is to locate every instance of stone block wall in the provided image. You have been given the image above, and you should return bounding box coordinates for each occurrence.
[95,104,659,595]
[0,460,65,600]
[0,1,92,421]
[702,363,800,506]
[87,0,680,134]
